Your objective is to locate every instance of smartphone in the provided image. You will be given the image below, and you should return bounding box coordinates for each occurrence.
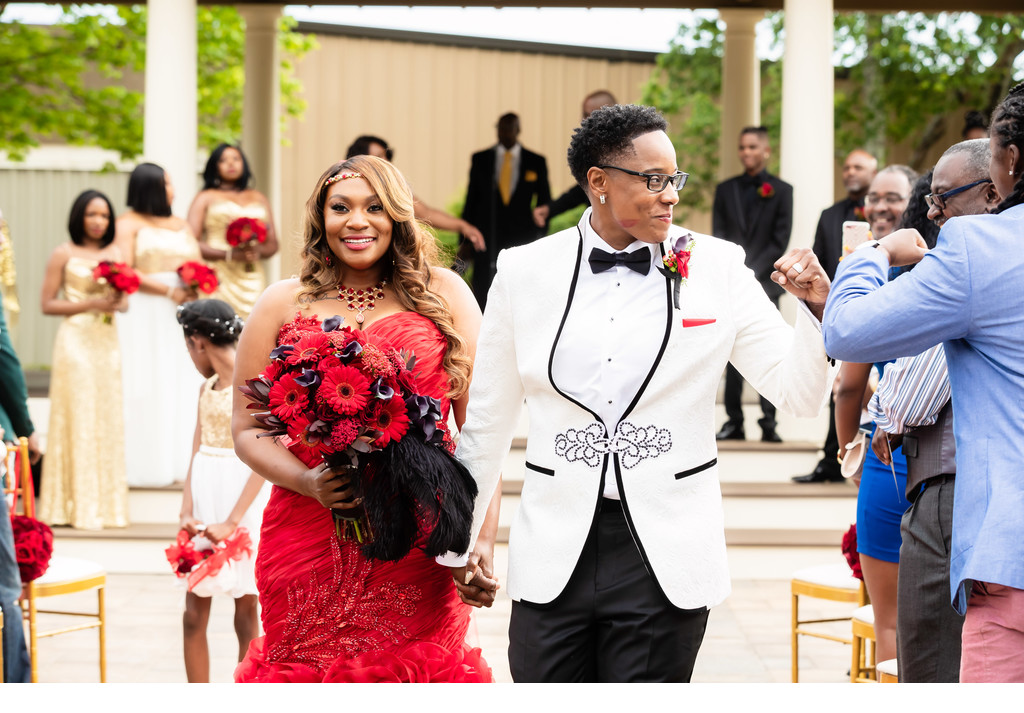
[842,221,872,256]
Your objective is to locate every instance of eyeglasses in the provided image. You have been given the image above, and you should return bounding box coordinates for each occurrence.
[924,178,992,211]
[864,193,909,207]
[597,165,688,193]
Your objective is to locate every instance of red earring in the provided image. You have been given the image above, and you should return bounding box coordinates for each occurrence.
[325,252,332,266]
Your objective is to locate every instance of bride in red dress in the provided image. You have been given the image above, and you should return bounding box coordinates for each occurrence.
[231,156,499,683]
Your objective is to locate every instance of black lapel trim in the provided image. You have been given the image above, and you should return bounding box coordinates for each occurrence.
[524,460,554,476]
[547,225,601,421]
[619,240,673,422]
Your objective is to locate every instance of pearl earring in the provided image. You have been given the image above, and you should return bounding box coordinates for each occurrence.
[599,194,606,205]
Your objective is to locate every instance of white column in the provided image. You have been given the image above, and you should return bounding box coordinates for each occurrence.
[718,9,763,182]
[143,0,197,216]
[238,4,284,282]
[780,0,835,249]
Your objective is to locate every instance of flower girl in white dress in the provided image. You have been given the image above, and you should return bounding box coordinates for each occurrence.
[176,299,269,682]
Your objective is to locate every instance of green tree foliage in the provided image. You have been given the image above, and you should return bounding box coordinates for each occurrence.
[0,4,316,162]
[643,11,1024,217]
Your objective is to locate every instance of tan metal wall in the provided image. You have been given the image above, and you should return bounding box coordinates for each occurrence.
[0,167,130,367]
[279,32,657,277]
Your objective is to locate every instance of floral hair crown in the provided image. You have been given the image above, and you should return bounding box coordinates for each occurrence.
[324,171,363,187]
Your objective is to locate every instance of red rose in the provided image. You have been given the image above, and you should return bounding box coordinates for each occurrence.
[176,261,219,294]
[841,523,863,580]
[758,182,775,199]
[225,217,268,248]
[12,515,54,582]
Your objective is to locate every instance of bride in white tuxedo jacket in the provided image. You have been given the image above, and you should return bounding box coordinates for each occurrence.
[449,105,836,682]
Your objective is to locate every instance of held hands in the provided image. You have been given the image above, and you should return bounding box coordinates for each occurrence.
[877,228,928,267]
[451,543,500,608]
[300,462,363,511]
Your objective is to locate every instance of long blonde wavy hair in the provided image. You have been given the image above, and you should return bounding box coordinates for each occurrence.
[297,156,472,398]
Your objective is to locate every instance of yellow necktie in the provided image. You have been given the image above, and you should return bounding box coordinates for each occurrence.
[499,151,513,205]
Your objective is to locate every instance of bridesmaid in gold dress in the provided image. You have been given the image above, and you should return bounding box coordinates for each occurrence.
[115,163,205,488]
[187,144,279,319]
[39,190,129,529]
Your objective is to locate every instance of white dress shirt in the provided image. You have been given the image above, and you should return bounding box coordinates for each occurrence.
[550,209,665,499]
[869,344,951,434]
[494,143,521,193]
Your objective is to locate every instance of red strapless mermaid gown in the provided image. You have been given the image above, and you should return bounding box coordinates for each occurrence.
[235,312,492,683]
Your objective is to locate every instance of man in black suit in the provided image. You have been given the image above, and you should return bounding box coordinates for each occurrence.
[712,126,793,443]
[462,113,550,308]
[531,90,617,229]
[793,148,877,483]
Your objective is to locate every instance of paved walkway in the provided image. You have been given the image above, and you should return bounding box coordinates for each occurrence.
[28,544,857,683]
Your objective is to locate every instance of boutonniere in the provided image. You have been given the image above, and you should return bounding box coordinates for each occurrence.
[524,170,538,183]
[657,234,694,310]
[757,182,774,199]
[854,205,865,221]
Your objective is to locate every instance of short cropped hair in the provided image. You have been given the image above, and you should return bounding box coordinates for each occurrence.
[567,104,669,190]
[940,139,992,181]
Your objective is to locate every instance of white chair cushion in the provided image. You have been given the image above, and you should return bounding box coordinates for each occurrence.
[34,555,105,586]
[792,562,861,591]
[852,604,874,624]
[876,658,898,677]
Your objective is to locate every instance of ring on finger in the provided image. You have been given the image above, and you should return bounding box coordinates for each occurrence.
[792,263,804,274]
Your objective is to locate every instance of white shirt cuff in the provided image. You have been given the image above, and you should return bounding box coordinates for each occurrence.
[435,551,469,568]
[796,298,824,332]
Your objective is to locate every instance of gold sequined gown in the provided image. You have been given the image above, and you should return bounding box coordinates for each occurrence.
[40,256,129,529]
[204,200,269,320]
[117,226,205,487]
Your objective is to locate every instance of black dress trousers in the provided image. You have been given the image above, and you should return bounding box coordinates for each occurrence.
[507,499,710,682]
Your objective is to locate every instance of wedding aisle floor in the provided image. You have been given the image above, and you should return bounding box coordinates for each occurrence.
[28,543,855,684]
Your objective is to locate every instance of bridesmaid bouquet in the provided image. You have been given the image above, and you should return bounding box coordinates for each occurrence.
[176,260,219,295]
[225,217,267,272]
[239,314,477,562]
[92,260,140,323]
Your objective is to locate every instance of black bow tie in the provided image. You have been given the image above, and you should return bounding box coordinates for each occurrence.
[588,246,652,276]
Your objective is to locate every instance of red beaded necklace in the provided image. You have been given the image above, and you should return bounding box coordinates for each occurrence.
[336,279,386,324]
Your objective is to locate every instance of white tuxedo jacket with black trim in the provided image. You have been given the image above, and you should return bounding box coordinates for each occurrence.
[453,216,835,610]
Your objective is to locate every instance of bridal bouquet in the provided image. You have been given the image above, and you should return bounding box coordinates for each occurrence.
[177,260,219,295]
[92,260,140,323]
[165,527,253,595]
[225,217,267,273]
[240,315,477,562]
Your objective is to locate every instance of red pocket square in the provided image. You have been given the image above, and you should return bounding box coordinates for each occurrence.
[682,318,716,328]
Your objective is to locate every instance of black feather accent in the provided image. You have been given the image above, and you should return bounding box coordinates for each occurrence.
[358,438,478,562]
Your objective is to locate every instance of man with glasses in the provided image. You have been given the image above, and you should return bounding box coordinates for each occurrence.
[867,138,1000,682]
[712,127,794,443]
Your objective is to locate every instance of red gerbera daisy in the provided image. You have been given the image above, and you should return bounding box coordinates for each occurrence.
[287,413,331,462]
[319,364,371,415]
[268,373,310,421]
[286,332,333,366]
[369,397,410,447]
[261,359,284,383]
